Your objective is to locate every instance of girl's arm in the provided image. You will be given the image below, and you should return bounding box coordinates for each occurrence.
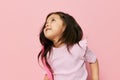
[90,59,99,80]
[43,74,49,80]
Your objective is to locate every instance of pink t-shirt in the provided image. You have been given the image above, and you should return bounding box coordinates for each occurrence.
[41,39,97,80]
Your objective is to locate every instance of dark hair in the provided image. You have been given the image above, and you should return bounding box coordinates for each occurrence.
[38,11,83,80]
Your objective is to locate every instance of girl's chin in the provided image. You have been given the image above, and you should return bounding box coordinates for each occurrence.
[45,36,54,41]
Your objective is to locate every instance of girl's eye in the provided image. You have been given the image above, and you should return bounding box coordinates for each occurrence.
[51,19,55,22]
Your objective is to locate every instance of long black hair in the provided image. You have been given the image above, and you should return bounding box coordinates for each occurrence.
[38,11,83,80]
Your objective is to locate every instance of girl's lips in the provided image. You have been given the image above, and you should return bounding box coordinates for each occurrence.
[45,27,52,31]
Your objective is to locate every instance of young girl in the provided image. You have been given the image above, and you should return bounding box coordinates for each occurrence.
[38,11,99,80]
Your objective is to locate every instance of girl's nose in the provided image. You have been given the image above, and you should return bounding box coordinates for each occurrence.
[45,23,49,27]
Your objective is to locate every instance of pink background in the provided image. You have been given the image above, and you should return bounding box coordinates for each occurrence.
[0,0,120,80]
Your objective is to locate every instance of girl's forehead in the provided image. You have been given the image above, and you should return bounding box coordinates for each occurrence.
[47,14,60,20]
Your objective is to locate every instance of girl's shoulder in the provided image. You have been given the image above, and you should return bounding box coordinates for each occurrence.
[78,39,88,50]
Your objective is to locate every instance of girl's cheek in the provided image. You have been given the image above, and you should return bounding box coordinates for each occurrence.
[43,29,45,34]
[43,28,47,36]
[43,27,47,32]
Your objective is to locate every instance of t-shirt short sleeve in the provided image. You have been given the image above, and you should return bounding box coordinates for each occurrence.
[84,47,97,63]
[79,39,97,63]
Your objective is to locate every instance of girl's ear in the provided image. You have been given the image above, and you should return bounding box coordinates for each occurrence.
[62,25,66,32]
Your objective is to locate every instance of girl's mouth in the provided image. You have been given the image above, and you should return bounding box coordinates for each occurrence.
[45,27,52,31]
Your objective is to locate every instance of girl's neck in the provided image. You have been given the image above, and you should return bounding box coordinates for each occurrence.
[53,41,65,48]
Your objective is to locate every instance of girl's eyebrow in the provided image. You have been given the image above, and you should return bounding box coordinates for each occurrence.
[46,17,56,23]
[48,17,55,20]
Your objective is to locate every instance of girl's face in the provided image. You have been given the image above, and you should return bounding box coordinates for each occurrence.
[43,14,66,42]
